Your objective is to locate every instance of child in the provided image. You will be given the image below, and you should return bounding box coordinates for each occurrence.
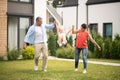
[56,24,72,47]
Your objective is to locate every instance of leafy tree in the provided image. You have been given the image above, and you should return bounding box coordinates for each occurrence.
[52,0,65,8]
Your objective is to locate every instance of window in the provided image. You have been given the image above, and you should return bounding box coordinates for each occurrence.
[8,17,18,50]
[103,23,112,40]
[20,0,31,2]
[8,16,32,50]
[9,0,31,3]
[9,0,18,1]
[89,23,98,33]
[19,17,30,49]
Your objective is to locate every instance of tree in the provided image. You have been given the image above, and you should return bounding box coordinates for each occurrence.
[52,0,65,8]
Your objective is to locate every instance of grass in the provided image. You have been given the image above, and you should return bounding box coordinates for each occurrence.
[0,60,120,80]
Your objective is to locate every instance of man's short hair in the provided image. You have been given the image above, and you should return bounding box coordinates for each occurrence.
[36,17,42,22]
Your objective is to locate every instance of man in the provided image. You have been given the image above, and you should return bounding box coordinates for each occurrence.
[24,17,56,72]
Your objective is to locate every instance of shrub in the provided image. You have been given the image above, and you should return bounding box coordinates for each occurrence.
[22,46,34,59]
[7,49,20,60]
[48,31,58,56]
[0,56,3,61]
[95,37,103,58]
[66,36,73,46]
[87,50,96,58]
[56,44,75,59]
[88,31,103,58]
[110,34,120,59]
[102,37,111,59]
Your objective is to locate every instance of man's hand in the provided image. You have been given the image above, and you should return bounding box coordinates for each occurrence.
[23,42,27,49]
[53,20,58,25]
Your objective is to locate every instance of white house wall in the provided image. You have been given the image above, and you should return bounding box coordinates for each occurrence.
[88,2,120,39]
[78,0,88,27]
[57,0,88,30]
[34,0,46,24]
[57,7,76,32]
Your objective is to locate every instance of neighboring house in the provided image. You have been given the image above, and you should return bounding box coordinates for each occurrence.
[57,0,120,40]
[46,0,62,25]
[8,0,34,51]
[0,0,34,57]
[86,0,120,40]
[0,0,62,57]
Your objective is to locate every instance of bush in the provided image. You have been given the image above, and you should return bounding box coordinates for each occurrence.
[88,31,103,58]
[22,46,34,59]
[7,49,20,60]
[56,44,75,59]
[48,31,58,56]
[66,36,73,46]
[0,56,3,61]
[110,34,120,59]
[102,37,111,59]
[87,50,96,58]
[95,37,103,58]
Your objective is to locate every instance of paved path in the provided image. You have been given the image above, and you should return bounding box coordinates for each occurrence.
[48,56,120,66]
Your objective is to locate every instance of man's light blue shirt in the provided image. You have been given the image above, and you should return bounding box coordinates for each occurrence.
[24,23,54,44]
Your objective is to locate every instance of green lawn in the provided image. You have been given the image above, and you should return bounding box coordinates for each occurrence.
[0,60,120,80]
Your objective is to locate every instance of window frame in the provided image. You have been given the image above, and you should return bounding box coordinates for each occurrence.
[7,16,33,50]
[103,23,113,40]
[89,23,98,33]
[8,0,32,4]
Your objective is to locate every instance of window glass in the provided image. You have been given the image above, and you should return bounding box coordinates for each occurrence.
[89,24,98,33]
[106,24,112,36]
[103,23,112,40]
[9,0,18,1]
[19,17,30,49]
[8,17,18,50]
[20,0,31,2]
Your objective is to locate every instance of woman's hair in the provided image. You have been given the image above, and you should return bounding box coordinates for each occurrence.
[81,23,87,29]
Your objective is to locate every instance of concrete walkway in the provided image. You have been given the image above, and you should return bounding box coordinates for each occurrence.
[48,56,120,66]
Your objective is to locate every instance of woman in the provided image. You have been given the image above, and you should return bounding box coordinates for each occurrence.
[72,24,101,74]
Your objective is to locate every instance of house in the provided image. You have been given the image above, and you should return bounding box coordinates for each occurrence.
[57,0,120,40]
[0,0,61,57]
[0,0,34,57]
[86,0,120,39]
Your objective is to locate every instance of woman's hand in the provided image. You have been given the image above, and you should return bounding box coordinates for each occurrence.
[98,46,101,51]
[72,25,75,29]
[72,25,78,34]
